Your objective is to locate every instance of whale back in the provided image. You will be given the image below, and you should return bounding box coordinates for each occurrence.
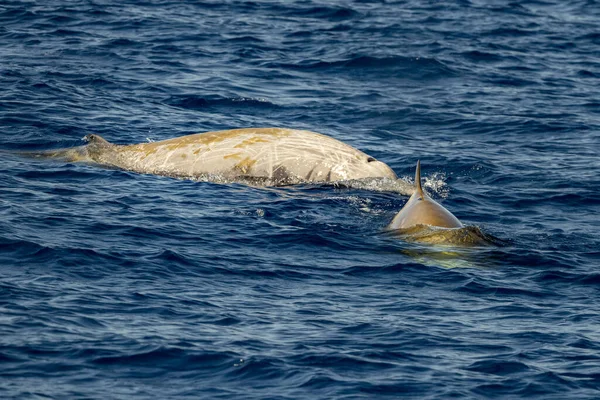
[91,128,398,185]
[389,161,462,230]
[18,128,400,187]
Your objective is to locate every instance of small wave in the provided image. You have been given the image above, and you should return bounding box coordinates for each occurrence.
[294,353,396,370]
[455,280,553,298]
[460,50,505,63]
[489,3,536,17]
[299,374,344,389]
[578,273,600,286]
[464,359,530,375]
[534,270,581,284]
[164,95,281,111]
[269,55,458,79]
[483,27,537,37]
[100,38,142,48]
[358,382,425,396]
[225,35,265,44]
[0,7,36,20]
[577,32,600,44]
[14,168,102,183]
[93,347,236,372]
[50,28,94,38]
[578,70,599,78]
[226,357,285,380]
[341,262,427,276]
[0,238,46,259]
[0,351,23,363]
[276,5,360,21]
[149,249,196,268]
[212,316,241,326]
[47,14,76,24]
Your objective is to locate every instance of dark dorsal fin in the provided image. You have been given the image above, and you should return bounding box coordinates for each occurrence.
[84,134,111,146]
[415,160,425,198]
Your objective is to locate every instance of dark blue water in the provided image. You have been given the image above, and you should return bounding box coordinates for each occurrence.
[1,0,600,398]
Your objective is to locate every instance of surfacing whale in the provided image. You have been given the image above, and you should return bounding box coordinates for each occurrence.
[389,160,494,246]
[25,128,412,192]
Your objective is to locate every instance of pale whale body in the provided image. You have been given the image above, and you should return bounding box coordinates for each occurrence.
[33,128,405,188]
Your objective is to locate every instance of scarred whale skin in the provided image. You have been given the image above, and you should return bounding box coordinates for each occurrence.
[36,128,398,186]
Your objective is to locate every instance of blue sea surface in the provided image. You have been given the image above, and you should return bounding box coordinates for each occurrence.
[1,0,600,398]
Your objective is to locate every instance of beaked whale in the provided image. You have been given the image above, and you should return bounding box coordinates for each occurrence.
[25,128,404,188]
[388,161,499,247]
[389,160,463,230]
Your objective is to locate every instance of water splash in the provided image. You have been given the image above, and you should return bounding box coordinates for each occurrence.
[424,171,449,199]
[185,175,415,194]
[332,177,415,195]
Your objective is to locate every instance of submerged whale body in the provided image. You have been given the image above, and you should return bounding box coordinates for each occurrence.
[29,128,401,187]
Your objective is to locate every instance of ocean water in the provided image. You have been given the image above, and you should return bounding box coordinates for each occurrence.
[1,0,600,398]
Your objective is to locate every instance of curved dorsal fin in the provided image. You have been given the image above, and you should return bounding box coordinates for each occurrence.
[415,160,425,198]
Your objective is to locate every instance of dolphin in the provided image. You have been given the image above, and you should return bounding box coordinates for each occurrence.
[23,128,407,189]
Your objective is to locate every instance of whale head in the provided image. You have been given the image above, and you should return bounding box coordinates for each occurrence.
[362,156,398,179]
[389,160,462,230]
[333,155,398,181]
